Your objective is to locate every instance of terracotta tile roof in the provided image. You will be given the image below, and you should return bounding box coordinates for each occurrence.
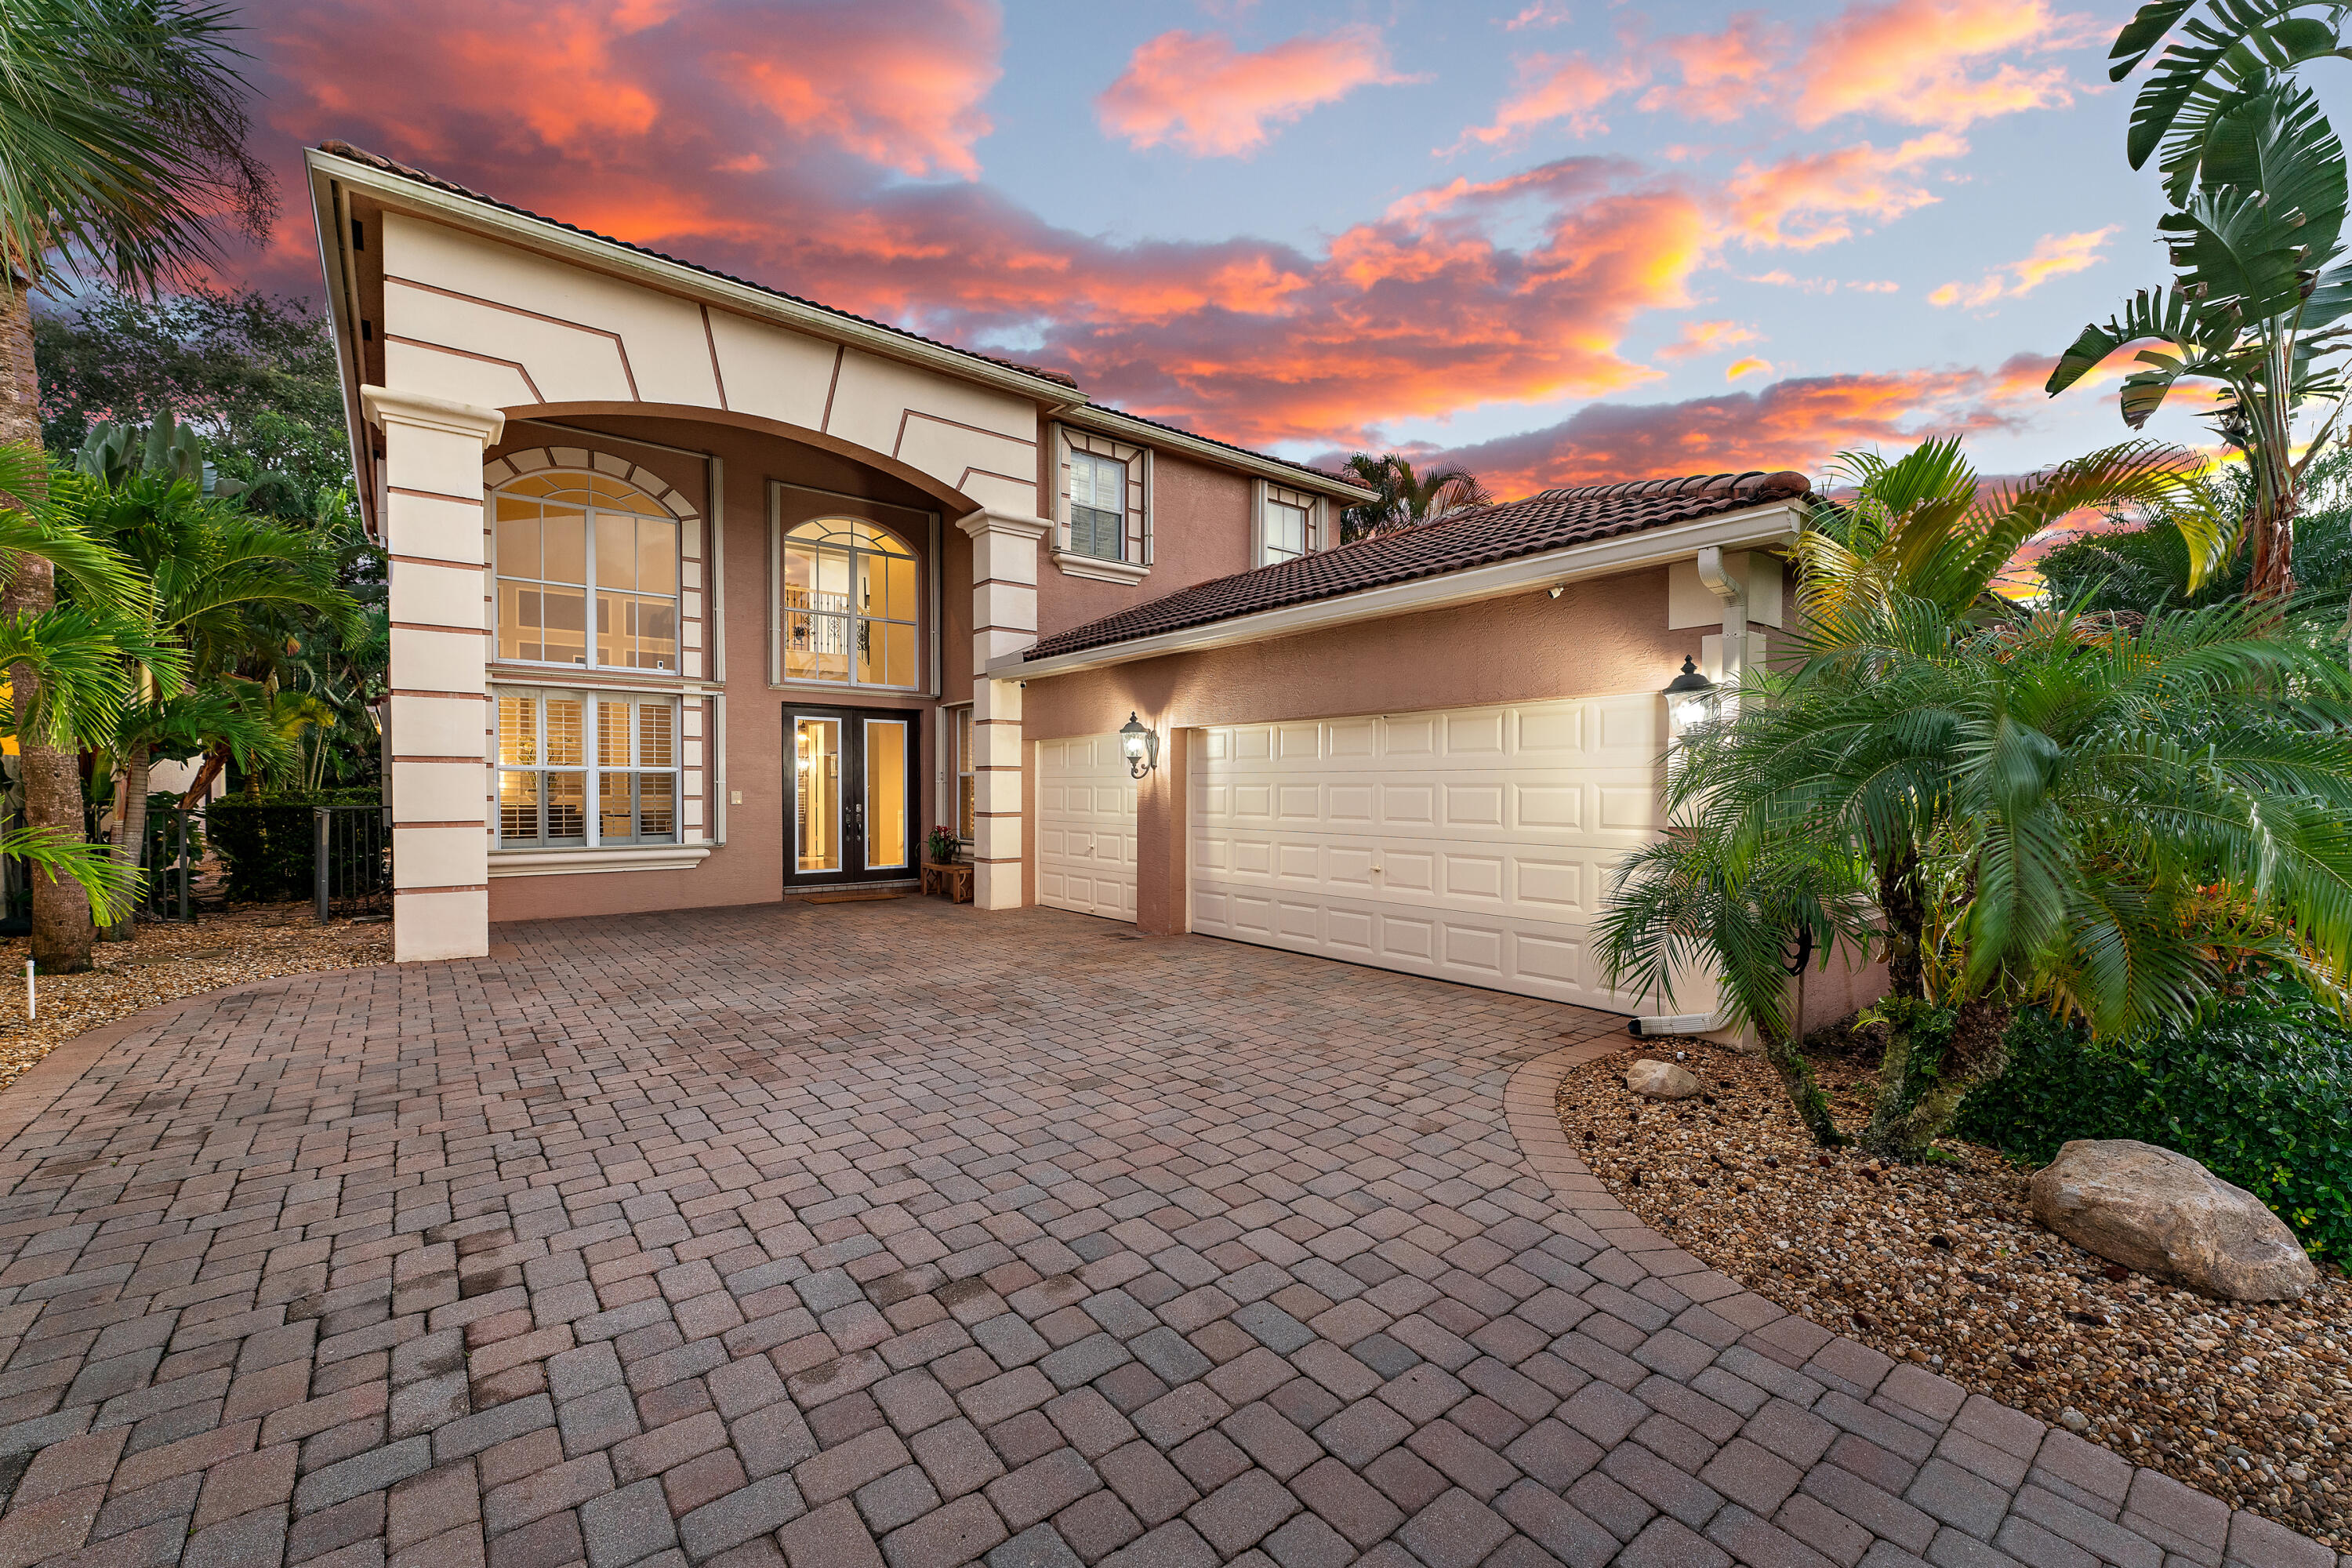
[1023,469,1813,662]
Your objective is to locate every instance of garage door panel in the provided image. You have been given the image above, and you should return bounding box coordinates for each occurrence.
[1037,732,1137,922]
[1191,694,1667,1010]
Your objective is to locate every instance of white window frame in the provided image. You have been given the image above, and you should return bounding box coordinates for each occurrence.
[942,702,976,844]
[773,515,923,691]
[495,688,681,851]
[1051,426,1152,585]
[1254,481,1322,568]
[490,470,684,675]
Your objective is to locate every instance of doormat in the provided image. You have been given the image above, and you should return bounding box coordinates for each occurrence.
[800,890,909,904]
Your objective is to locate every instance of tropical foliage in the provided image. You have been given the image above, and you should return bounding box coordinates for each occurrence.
[1598,437,2352,1160]
[0,0,275,971]
[2051,0,2352,599]
[1338,454,1494,543]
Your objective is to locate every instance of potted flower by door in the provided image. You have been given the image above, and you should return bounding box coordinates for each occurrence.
[925,826,960,866]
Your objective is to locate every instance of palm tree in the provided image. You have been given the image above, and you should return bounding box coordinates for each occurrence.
[1600,440,2352,1157]
[1339,454,1494,543]
[0,0,273,970]
[61,434,359,937]
[2051,2,2352,601]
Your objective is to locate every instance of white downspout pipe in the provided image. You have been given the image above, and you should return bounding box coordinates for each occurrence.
[1629,547,1752,1040]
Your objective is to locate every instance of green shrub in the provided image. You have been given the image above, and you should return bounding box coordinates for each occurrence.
[1956,989,2352,1261]
[207,789,380,902]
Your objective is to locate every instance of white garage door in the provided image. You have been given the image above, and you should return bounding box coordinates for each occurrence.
[1036,735,1138,921]
[1191,695,1670,1009]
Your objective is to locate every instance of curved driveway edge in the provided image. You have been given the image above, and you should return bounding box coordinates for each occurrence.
[0,899,2326,1568]
[1501,1037,2343,1568]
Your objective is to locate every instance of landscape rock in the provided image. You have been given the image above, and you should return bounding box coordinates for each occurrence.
[2029,1139,2317,1301]
[1624,1058,1700,1100]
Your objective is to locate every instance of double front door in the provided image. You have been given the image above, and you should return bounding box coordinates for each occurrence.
[787,705,919,887]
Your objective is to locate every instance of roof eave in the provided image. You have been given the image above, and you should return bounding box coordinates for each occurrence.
[998,500,1808,680]
[306,157,377,538]
[303,146,1093,412]
[1059,406,1377,502]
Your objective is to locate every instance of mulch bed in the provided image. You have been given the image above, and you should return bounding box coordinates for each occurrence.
[0,906,390,1094]
[1555,1034,2352,1550]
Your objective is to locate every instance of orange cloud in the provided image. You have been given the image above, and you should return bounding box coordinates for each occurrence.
[1658,319,1762,360]
[1392,352,2056,496]
[1457,52,1650,145]
[1723,132,1966,249]
[725,0,1001,178]
[1097,27,1402,158]
[1793,0,2089,131]
[1929,226,2117,308]
[1726,356,1773,380]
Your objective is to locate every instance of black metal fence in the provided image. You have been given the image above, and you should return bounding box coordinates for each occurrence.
[140,806,205,923]
[313,804,390,922]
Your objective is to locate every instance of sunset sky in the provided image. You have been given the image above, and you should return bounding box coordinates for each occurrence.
[222,0,2266,496]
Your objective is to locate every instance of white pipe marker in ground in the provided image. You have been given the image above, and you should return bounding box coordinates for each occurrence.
[23,958,32,1021]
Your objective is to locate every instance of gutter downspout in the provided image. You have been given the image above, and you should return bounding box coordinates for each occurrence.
[1629,546,1756,1040]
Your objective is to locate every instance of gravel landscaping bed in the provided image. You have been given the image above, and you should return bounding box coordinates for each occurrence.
[1555,1035,2352,1549]
[0,907,390,1093]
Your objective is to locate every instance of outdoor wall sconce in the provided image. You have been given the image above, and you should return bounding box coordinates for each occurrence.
[1120,711,1160,779]
[1664,655,1718,730]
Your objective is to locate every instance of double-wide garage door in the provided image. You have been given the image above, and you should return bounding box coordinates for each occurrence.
[1191,695,1666,1009]
[1036,735,1137,920]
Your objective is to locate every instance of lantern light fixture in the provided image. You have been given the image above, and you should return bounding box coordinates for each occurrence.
[1119,711,1160,779]
[1664,655,1717,729]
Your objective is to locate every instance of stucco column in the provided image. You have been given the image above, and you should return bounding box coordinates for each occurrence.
[958,509,1049,910]
[363,386,506,964]
[1134,724,1189,935]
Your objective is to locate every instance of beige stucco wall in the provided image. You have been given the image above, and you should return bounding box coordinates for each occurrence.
[375,212,1047,519]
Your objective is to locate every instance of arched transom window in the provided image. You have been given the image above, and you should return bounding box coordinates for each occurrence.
[782,518,917,688]
[495,472,680,672]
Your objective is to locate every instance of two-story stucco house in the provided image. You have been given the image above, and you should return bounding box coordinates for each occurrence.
[306,141,1830,1019]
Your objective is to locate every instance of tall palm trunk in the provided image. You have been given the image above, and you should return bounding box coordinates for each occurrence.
[2246,336,2299,603]
[0,281,91,972]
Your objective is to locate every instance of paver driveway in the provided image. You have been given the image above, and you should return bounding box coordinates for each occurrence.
[0,899,2330,1568]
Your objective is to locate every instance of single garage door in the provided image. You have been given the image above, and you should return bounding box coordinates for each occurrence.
[1191,695,1668,1008]
[1036,735,1138,920]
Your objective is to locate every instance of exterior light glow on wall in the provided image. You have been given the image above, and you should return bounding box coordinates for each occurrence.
[1119,711,1160,779]
[1664,655,1718,731]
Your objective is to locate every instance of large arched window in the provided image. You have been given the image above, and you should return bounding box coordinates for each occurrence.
[782,518,917,688]
[495,472,680,672]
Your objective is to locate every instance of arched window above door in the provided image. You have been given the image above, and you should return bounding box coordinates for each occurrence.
[494,471,681,672]
[781,517,918,688]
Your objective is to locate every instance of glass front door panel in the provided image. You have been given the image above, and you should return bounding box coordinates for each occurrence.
[864,719,909,871]
[795,717,841,873]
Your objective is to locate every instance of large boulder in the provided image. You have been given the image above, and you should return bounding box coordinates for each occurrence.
[1625,1058,1700,1100]
[2029,1139,2317,1301]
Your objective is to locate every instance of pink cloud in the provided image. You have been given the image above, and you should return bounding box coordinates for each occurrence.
[1722,132,1967,249]
[1657,319,1762,361]
[724,0,1001,177]
[1390,351,2056,495]
[1096,27,1403,158]
[1457,52,1650,145]
[1791,0,2090,131]
[1639,14,1790,123]
[1929,226,2116,308]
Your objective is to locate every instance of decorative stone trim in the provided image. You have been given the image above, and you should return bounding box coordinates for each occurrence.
[1051,423,1150,573]
[482,446,699,522]
[487,844,713,877]
[1047,549,1152,586]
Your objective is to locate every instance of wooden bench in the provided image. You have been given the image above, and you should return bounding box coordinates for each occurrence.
[921,860,974,904]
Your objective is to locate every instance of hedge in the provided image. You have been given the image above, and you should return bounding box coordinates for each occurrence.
[205,790,382,902]
[1955,986,2352,1262]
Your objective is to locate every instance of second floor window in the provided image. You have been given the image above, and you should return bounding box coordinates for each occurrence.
[1264,497,1310,565]
[495,472,679,672]
[1069,451,1127,561]
[782,518,918,688]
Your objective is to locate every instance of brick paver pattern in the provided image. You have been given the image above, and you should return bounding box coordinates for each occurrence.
[0,899,2334,1568]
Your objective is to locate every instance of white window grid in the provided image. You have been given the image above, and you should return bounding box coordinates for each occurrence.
[497,690,679,848]
[492,474,682,674]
